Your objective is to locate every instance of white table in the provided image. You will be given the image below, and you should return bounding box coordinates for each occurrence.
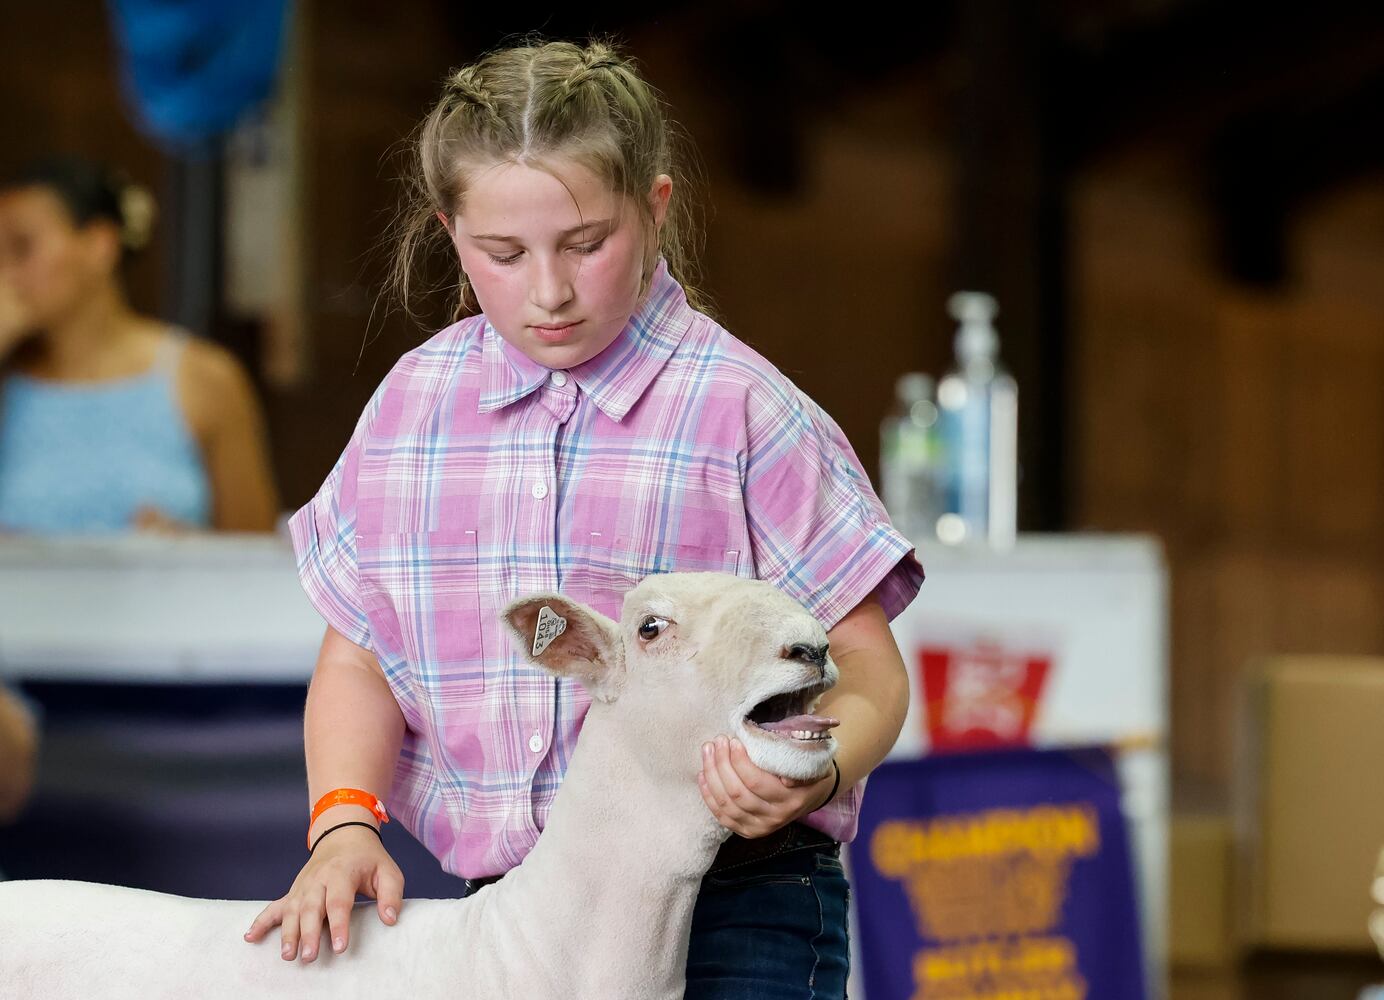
[0,535,324,683]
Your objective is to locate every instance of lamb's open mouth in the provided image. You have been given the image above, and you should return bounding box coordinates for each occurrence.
[744,682,839,743]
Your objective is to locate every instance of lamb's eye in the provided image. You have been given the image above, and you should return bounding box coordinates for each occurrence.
[638,616,669,641]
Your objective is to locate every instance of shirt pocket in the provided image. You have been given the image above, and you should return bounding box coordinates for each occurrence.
[560,533,746,623]
[356,527,487,694]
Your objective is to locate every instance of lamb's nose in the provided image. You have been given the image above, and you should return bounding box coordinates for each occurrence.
[785,642,829,674]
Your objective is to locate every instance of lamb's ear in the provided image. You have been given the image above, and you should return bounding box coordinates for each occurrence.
[502,594,625,703]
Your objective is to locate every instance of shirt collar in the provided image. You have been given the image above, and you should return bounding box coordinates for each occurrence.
[477,259,695,421]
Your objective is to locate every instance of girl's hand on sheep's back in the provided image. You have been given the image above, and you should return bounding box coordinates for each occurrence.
[243,825,405,962]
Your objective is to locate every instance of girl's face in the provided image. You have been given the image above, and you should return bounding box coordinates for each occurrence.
[0,186,116,331]
[448,160,671,369]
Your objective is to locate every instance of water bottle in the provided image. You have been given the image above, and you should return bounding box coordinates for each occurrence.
[936,292,1018,547]
[879,372,944,543]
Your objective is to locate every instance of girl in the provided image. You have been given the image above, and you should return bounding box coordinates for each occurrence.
[246,38,923,998]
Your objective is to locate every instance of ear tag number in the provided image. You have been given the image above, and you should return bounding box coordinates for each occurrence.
[533,605,568,656]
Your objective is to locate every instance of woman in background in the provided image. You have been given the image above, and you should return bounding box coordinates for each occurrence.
[0,156,279,534]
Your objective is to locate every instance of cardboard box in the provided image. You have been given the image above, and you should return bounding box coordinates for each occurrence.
[1236,657,1384,952]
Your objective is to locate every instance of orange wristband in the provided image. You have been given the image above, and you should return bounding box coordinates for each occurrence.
[308,788,389,847]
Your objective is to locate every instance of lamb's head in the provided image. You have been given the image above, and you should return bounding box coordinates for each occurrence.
[503,572,838,782]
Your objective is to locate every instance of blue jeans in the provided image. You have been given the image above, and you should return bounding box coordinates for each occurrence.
[684,837,851,999]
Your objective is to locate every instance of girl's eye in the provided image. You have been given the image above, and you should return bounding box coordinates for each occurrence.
[486,238,602,266]
[638,616,670,641]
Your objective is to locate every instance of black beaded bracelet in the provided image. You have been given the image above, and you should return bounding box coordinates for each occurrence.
[309,820,383,856]
[820,759,842,809]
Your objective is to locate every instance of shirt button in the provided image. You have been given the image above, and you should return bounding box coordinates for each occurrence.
[531,482,549,500]
[529,731,544,753]
[550,371,568,387]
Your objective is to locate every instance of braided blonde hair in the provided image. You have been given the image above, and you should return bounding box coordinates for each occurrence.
[391,38,707,323]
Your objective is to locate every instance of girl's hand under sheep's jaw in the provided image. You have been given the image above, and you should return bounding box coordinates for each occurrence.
[698,735,836,839]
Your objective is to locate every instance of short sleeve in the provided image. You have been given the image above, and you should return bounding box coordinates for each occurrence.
[287,392,383,651]
[742,379,924,629]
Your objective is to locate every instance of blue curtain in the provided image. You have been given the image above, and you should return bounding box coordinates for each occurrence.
[106,0,291,150]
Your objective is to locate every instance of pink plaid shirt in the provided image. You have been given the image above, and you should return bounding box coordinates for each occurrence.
[290,261,924,878]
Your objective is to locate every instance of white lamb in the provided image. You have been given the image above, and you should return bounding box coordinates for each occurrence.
[0,572,841,999]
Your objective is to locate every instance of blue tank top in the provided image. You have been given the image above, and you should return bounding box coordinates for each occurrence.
[0,333,212,534]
